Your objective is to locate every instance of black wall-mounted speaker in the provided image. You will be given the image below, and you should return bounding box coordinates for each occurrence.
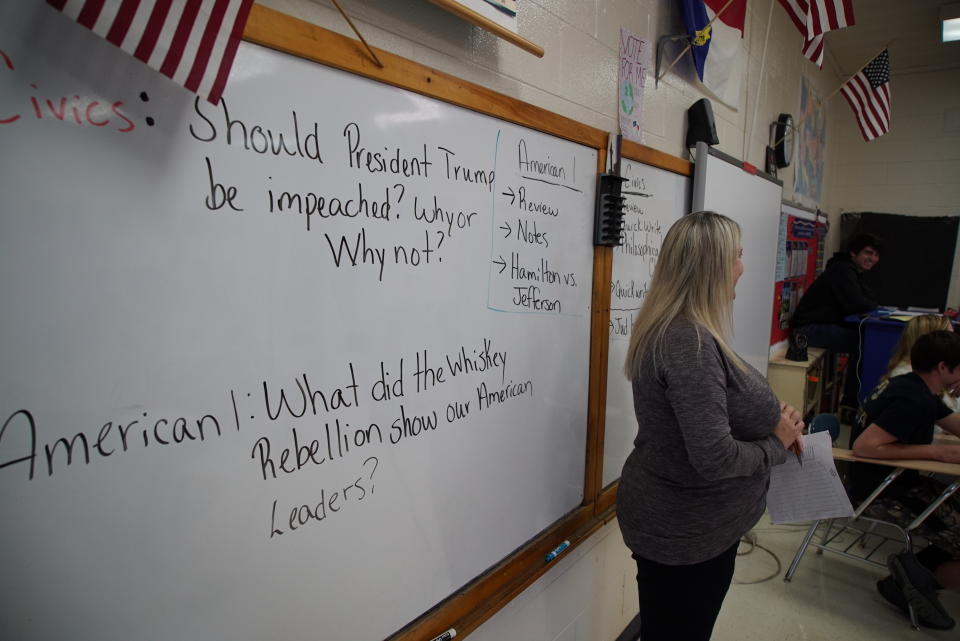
[685,98,719,149]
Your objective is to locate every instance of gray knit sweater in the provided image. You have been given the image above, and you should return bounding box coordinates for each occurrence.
[617,317,786,565]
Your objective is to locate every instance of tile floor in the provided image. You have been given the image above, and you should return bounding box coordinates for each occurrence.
[711,514,960,640]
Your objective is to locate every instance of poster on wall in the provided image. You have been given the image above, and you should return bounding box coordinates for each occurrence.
[794,75,826,203]
[618,28,650,143]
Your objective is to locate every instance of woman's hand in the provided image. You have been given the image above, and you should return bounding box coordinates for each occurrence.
[775,401,805,450]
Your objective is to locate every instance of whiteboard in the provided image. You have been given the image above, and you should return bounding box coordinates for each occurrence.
[602,160,690,487]
[0,6,596,641]
[692,144,782,375]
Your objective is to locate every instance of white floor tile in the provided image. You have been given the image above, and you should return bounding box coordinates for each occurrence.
[711,516,960,640]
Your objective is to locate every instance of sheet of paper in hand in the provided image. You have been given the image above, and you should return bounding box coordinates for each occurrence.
[767,431,854,525]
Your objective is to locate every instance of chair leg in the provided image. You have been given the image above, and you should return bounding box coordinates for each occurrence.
[784,519,821,582]
[816,518,836,555]
[907,602,920,631]
[904,479,960,534]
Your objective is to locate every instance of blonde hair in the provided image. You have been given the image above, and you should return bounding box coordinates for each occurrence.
[884,314,952,379]
[624,211,745,380]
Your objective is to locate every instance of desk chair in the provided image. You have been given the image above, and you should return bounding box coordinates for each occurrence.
[808,413,840,442]
[783,450,960,629]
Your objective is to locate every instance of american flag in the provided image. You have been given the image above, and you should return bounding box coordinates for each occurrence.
[47,0,254,104]
[840,50,891,141]
[777,0,855,67]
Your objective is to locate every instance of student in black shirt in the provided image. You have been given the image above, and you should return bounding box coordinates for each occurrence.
[792,232,882,406]
[793,232,882,329]
[850,331,960,629]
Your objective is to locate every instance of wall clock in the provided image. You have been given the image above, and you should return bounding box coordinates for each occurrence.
[774,113,794,168]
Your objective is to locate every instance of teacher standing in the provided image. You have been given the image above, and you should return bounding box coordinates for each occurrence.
[617,211,805,641]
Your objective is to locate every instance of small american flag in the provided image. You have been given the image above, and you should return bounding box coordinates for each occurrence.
[47,0,254,104]
[777,0,855,67]
[840,50,891,141]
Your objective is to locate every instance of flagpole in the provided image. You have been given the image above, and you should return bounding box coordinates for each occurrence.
[331,0,384,68]
[771,40,894,148]
[743,0,775,160]
[655,0,737,83]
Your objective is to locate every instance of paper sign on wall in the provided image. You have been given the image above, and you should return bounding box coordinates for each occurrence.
[618,28,650,144]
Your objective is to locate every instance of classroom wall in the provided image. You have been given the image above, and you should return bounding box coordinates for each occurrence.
[251,1,841,638]
[823,68,960,309]
[263,0,840,191]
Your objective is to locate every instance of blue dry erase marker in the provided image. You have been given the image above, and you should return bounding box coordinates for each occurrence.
[429,628,456,641]
[545,540,570,562]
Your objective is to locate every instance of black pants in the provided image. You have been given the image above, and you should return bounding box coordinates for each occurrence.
[799,322,862,405]
[632,541,739,641]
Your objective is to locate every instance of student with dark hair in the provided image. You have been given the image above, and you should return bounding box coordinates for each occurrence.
[792,232,883,406]
[850,331,960,629]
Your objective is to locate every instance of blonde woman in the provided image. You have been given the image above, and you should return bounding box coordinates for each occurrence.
[617,211,804,641]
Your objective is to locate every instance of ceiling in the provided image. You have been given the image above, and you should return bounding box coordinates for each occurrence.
[823,0,960,76]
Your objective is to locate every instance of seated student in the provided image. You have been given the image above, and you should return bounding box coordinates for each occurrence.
[849,331,960,629]
[882,314,960,413]
[854,315,960,432]
[791,232,882,407]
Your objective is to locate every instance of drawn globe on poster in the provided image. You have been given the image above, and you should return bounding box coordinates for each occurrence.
[620,82,635,115]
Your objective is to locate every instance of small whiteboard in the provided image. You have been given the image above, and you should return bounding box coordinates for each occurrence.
[692,143,782,375]
[602,159,690,487]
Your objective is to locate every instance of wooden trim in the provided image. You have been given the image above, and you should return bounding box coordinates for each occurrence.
[453,514,606,639]
[597,482,617,515]
[243,6,600,148]
[621,139,693,176]
[427,0,544,58]
[596,503,618,526]
[389,505,596,641]
[583,148,610,507]
[587,246,613,507]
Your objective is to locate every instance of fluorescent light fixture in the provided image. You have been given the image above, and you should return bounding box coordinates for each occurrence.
[943,3,960,42]
[945,18,960,42]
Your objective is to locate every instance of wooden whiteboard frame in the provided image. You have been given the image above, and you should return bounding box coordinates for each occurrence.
[592,139,693,519]
[242,9,700,637]
[243,6,606,639]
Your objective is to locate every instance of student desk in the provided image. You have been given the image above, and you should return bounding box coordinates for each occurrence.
[784,448,960,580]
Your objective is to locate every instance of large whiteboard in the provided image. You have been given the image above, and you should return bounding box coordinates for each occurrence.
[692,144,782,375]
[602,160,689,487]
[0,6,596,641]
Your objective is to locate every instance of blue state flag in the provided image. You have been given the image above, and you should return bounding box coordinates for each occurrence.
[679,0,746,108]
